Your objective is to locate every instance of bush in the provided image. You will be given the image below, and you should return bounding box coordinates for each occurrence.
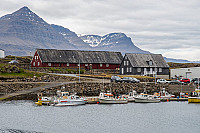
[65,69,76,74]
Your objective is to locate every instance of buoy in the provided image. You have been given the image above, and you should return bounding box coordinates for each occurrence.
[167,99,169,102]
[97,102,99,104]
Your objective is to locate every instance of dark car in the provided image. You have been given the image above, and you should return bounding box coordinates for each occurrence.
[122,77,138,83]
[111,76,122,83]
[169,80,182,85]
[191,78,200,83]
[194,80,200,84]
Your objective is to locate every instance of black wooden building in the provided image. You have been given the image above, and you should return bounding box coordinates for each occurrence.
[120,53,169,78]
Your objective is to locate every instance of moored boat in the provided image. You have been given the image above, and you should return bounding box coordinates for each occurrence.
[53,92,87,106]
[159,88,175,99]
[188,89,200,103]
[99,92,128,104]
[127,90,137,102]
[134,93,160,103]
[35,93,52,106]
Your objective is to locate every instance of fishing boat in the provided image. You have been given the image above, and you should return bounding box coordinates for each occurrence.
[188,89,200,103]
[134,93,160,103]
[99,92,128,104]
[53,92,87,106]
[159,88,175,99]
[35,93,52,106]
[127,90,137,102]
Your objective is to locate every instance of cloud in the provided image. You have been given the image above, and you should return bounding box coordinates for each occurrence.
[0,0,200,61]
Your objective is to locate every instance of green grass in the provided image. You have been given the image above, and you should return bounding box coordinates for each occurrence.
[0,70,45,78]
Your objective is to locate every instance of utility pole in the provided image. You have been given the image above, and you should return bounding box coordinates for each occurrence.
[155,67,157,84]
[79,60,80,82]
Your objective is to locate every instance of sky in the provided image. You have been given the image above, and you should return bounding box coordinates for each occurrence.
[0,0,200,61]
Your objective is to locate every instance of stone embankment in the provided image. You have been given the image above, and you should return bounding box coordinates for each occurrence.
[0,74,79,82]
[38,82,196,97]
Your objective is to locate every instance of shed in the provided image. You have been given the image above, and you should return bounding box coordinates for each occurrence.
[31,49,123,70]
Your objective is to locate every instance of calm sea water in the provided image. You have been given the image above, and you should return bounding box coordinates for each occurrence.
[0,101,200,133]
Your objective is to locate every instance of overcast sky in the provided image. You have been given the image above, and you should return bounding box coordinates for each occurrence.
[1,0,200,61]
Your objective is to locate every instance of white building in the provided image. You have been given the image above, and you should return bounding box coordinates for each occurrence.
[170,67,200,79]
[0,49,5,58]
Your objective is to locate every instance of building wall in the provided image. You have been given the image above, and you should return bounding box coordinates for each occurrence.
[40,63,119,70]
[31,51,42,67]
[0,49,5,58]
[171,67,200,79]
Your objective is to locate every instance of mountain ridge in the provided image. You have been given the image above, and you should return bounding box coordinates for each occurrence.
[0,6,149,56]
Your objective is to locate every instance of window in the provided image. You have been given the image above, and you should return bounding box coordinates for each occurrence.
[130,67,132,72]
[127,61,129,66]
[35,56,36,60]
[48,63,51,66]
[85,64,88,66]
[127,68,129,72]
[33,62,35,66]
[100,64,103,67]
[106,64,109,67]
[137,68,141,72]
[155,68,157,72]
[67,63,69,66]
[149,60,153,65]
[38,62,40,66]
[124,61,126,66]
[159,68,162,72]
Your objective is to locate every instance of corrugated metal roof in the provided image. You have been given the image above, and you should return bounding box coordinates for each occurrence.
[37,49,123,64]
[126,53,169,67]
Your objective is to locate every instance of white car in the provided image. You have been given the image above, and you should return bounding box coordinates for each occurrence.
[157,79,167,83]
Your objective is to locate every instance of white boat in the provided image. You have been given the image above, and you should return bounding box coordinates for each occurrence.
[53,92,87,106]
[99,92,128,104]
[134,93,160,103]
[127,90,137,102]
[159,88,175,99]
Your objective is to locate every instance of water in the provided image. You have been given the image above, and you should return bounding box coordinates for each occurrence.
[0,101,200,133]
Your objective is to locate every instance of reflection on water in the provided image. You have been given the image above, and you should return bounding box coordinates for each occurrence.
[0,101,200,133]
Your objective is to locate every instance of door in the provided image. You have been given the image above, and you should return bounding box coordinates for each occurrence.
[121,68,124,75]
[150,68,153,74]
[144,68,147,75]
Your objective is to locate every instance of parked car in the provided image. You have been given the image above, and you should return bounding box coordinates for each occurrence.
[157,79,167,83]
[111,76,122,83]
[132,78,140,83]
[194,80,200,84]
[122,77,139,83]
[179,78,190,84]
[191,78,200,83]
[169,80,182,85]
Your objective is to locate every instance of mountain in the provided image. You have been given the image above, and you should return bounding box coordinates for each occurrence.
[0,6,87,55]
[80,33,149,54]
[164,57,200,63]
[0,6,149,56]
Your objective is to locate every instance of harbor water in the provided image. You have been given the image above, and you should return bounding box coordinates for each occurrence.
[0,101,200,133]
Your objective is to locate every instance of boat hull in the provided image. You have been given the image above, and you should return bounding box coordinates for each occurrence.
[99,98,128,104]
[54,100,86,106]
[134,97,160,103]
[188,97,200,103]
